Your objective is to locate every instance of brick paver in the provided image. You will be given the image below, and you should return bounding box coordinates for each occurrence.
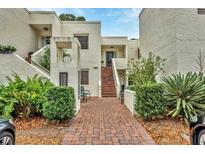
[62,97,155,145]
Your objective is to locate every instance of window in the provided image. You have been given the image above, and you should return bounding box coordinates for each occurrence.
[81,69,89,85]
[74,35,89,49]
[198,8,205,14]
[59,72,68,86]
[42,37,50,46]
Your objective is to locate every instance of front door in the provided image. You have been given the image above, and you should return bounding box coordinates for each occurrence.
[106,52,115,67]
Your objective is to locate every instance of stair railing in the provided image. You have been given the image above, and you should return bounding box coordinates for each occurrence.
[112,58,121,98]
[31,45,50,73]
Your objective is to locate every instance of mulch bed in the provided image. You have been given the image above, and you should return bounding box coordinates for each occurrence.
[137,117,190,145]
[14,117,71,145]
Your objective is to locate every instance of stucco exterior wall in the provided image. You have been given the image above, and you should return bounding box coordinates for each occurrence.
[139,9,178,77]
[50,37,81,112]
[140,8,205,76]
[61,22,102,96]
[124,89,135,115]
[175,9,205,74]
[0,54,49,84]
[0,9,38,58]
[127,40,139,62]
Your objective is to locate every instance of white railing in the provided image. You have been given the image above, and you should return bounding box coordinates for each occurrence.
[98,80,102,97]
[31,45,50,73]
[112,59,121,98]
[124,89,136,116]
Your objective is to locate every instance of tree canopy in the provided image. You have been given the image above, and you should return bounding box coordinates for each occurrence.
[59,14,86,21]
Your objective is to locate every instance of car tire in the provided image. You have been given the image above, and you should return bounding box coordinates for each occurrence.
[197,129,205,145]
[0,131,15,145]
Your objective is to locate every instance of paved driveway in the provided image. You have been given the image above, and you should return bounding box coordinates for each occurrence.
[62,97,155,145]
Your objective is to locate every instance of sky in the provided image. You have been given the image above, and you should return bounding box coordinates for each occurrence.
[28,8,142,39]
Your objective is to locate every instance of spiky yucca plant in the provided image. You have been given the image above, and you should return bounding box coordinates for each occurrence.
[163,72,205,122]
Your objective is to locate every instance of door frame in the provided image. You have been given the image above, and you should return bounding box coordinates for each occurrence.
[106,51,116,67]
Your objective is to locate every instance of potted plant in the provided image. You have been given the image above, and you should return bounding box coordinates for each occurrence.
[26,51,34,63]
[0,45,16,54]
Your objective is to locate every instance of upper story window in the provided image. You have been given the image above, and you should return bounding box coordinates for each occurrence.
[74,35,89,49]
[198,8,205,14]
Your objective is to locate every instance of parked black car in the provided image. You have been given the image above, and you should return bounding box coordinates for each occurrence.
[0,117,15,145]
[190,115,205,145]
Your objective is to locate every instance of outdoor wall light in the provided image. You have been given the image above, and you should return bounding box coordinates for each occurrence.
[43,27,49,31]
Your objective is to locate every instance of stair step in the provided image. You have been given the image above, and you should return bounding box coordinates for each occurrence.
[101,66,117,98]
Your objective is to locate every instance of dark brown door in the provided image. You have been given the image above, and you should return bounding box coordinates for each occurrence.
[106,52,115,67]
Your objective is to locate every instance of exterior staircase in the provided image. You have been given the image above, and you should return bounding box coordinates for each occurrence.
[101,67,117,97]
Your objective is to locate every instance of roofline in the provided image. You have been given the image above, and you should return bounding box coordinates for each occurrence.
[102,36,128,39]
[128,39,139,42]
[25,8,101,24]
[139,8,145,18]
[25,8,62,23]
[62,21,101,24]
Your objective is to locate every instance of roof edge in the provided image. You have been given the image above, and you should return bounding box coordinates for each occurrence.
[139,8,145,18]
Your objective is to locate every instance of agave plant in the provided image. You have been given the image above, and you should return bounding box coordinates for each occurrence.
[162,72,205,122]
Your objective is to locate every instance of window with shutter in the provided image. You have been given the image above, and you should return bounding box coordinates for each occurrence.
[81,69,89,85]
[59,72,68,86]
[74,35,89,49]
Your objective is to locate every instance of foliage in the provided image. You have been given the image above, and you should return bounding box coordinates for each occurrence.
[59,13,86,21]
[162,72,205,123]
[43,86,76,120]
[40,47,50,71]
[0,73,54,118]
[127,52,165,86]
[134,82,166,120]
[0,44,16,53]
[195,50,205,75]
[76,16,86,21]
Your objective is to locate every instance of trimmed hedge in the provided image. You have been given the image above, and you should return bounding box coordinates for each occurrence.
[134,83,166,120]
[43,86,76,120]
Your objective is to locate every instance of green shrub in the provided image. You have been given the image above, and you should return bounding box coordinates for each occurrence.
[40,47,50,71]
[163,72,205,123]
[43,86,76,120]
[134,82,166,120]
[0,44,16,53]
[0,73,54,118]
[127,52,165,86]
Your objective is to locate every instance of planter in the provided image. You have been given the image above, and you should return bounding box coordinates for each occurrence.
[0,50,13,54]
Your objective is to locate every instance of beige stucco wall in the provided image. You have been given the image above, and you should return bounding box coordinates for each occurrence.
[139,8,178,77]
[0,9,38,58]
[175,9,205,74]
[61,22,102,96]
[127,40,139,62]
[50,37,81,112]
[0,54,49,84]
[140,8,205,77]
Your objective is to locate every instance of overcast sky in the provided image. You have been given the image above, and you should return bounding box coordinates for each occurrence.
[28,8,142,39]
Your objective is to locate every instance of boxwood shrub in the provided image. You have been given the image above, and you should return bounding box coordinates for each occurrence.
[134,82,166,120]
[43,86,76,120]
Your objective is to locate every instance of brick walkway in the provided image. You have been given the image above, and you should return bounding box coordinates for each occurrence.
[62,97,155,145]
